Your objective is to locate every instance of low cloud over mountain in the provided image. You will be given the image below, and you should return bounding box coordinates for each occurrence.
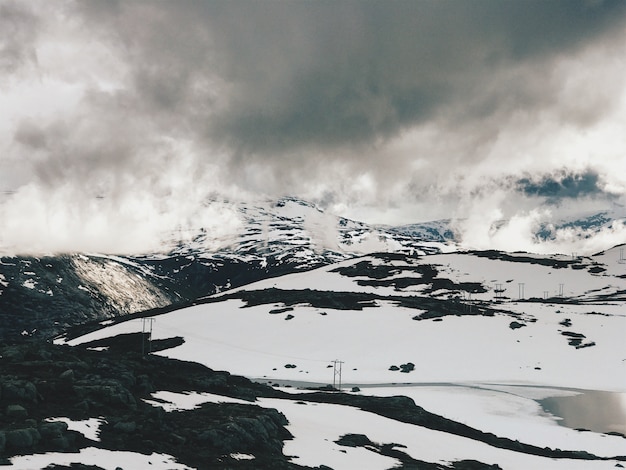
[1,1,626,254]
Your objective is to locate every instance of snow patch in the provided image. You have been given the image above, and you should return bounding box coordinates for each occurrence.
[45,417,105,441]
[9,447,193,470]
[143,390,253,412]
[229,453,255,461]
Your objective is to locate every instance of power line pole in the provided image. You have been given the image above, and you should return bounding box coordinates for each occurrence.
[332,360,344,390]
[141,317,155,357]
[518,283,525,300]
[494,283,505,301]
[558,283,564,297]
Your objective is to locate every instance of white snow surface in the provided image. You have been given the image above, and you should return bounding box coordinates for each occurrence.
[45,417,105,441]
[143,390,253,412]
[261,396,626,470]
[230,453,255,460]
[60,249,626,390]
[57,247,626,469]
[139,384,626,468]
[9,447,192,470]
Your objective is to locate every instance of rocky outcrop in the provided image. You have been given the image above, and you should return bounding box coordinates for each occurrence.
[0,340,294,469]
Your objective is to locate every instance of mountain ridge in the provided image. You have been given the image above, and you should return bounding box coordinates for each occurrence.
[0,197,450,340]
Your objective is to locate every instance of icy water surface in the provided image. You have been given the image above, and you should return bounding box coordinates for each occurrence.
[541,390,626,435]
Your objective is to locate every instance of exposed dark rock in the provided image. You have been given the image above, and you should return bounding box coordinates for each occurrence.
[39,421,69,440]
[509,321,526,330]
[2,380,38,403]
[44,465,106,470]
[6,404,28,419]
[561,331,596,348]
[471,250,576,269]
[335,433,373,447]
[588,265,606,274]
[269,307,293,314]
[0,340,295,468]
[112,421,136,433]
[0,249,332,341]
[59,369,74,383]
[6,428,40,450]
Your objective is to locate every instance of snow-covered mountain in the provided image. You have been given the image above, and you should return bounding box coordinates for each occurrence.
[53,244,626,469]
[4,196,626,342]
[0,197,450,340]
[390,204,626,246]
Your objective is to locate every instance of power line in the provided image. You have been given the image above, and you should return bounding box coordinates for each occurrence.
[153,319,334,364]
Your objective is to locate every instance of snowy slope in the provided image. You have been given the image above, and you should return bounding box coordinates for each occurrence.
[54,246,626,468]
[59,247,626,388]
[164,196,449,261]
[0,198,451,340]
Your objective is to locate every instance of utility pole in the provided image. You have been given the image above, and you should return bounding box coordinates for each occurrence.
[558,283,564,297]
[332,360,344,390]
[518,283,525,300]
[494,283,505,301]
[141,317,155,357]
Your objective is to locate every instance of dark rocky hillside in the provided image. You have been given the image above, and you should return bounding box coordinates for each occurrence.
[0,253,321,341]
[0,338,300,469]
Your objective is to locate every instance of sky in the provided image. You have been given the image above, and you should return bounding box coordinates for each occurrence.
[1,0,626,255]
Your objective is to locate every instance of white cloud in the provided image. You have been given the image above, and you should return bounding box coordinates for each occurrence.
[2,1,626,255]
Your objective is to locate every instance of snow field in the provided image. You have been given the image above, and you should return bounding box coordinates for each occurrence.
[137,388,626,470]
[44,417,105,441]
[60,294,626,390]
[9,447,193,470]
[53,248,626,468]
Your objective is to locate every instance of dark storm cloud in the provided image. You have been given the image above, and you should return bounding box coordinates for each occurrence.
[517,171,604,200]
[3,0,626,255]
[73,0,626,157]
[205,0,626,155]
